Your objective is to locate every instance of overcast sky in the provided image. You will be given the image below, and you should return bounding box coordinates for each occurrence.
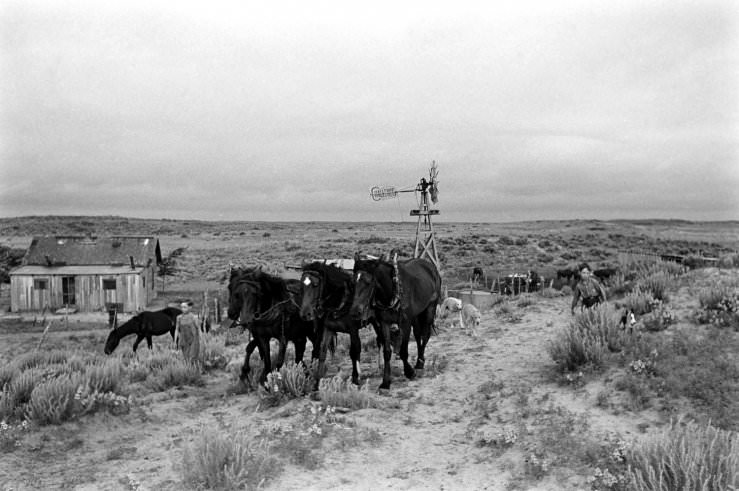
[1,0,738,222]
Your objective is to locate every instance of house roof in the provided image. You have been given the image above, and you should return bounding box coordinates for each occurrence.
[11,265,146,276]
[23,235,161,267]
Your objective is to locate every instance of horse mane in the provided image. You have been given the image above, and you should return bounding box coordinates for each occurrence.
[304,262,353,314]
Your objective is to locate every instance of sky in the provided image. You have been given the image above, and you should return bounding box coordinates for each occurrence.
[1,0,738,222]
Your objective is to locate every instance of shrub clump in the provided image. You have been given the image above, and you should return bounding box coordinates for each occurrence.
[637,271,672,303]
[182,429,275,490]
[627,419,739,491]
[695,284,739,329]
[548,305,625,373]
[318,375,377,410]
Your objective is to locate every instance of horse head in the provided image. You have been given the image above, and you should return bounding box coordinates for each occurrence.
[227,278,260,327]
[300,268,323,321]
[104,315,140,354]
[351,255,395,323]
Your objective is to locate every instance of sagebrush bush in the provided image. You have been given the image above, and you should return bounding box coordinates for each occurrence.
[14,350,68,371]
[8,369,44,408]
[0,364,19,391]
[85,359,123,394]
[182,429,275,490]
[277,363,313,398]
[628,419,739,491]
[696,283,739,329]
[698,283,735,310]
[637,271,672,302]
[318,375,377,409]
[145,358,203,391]
[548,305,625,373]
[572,305,626,353]
[622,288,656,316]
[202,333,229,371]
[26,373,81,425]
[539,287,562,298]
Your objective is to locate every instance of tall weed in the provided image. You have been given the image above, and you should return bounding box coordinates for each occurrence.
[318,375,377,409]
[548,304,625,373]
[628,419,739,491]
[182,429,275,490]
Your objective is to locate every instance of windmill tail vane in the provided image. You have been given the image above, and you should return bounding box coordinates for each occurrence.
[370,186,398,201]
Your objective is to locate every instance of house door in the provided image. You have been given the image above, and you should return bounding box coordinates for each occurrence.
[62,276,76,306]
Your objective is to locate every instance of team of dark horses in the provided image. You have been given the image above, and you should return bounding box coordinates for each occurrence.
[225,252,441,389]
[104,252,443,390]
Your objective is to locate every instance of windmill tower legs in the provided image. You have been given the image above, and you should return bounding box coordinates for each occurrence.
[410,190,440,269]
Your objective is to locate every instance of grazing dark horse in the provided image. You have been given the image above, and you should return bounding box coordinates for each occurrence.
[104,307,181,354]
[226,268,317,386]
[350,252,442,390]
[300,261,366,386]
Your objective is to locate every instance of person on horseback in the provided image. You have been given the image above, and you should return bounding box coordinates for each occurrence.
[571,263,607,314]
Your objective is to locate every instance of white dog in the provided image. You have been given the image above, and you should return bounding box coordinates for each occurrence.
[461,303,481,336]
[436,297,463,328]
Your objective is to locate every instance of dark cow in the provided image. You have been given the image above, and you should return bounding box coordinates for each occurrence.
[593,268,618,283]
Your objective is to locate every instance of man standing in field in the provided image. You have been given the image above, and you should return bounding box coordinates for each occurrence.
[571,263,607,314]
[175,301,202,366]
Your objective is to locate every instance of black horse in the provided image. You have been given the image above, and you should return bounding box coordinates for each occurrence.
[226,268,318,386]
[104,307,181,354]
[350,252,442,390]
[300,261,366,386]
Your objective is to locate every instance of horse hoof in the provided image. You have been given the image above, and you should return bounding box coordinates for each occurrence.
[379,382,391,390]
[415,360,425,370]
[351,376,360,386]
[404,366,416,379]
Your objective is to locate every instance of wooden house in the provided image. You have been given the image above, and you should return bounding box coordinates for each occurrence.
[10,235,162,313]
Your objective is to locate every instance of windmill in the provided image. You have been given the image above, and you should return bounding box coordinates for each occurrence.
[370,161,441,269]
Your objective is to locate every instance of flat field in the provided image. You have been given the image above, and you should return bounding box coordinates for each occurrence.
[0,217,737,490]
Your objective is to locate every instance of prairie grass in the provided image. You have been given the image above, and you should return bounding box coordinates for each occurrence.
[621,288,657,316]
[628,419,739,491]
[202,332,229,371]
[145,358,203,391]
[318,375,378,410]
[257,363,314,409]
[693,281,739,328]
[182,429,275,490]
[618,328,739,430]
[699,283,733,308]
[25,373,82,425]
[548,304,625,373]
[539,287,563,298]
[637,271,672,303]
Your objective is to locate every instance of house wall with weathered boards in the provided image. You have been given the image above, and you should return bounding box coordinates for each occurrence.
[10,265,157,313]
[9,235,161,313]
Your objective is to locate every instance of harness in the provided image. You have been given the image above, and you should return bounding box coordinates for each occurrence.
[230,279,299,341]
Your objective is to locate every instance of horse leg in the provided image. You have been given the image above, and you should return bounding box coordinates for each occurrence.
[293,336,307,366]
[257,337,272,387]
[240,339,258,383]
[132,335,144,352]
[146,335,153,350]
[313,327,333,390]
[274,336,287,369]
[379,323,393,390]
[415,308,435,369]
[349,328,362,386]
[399,323,415,380]
[310,319,323,361]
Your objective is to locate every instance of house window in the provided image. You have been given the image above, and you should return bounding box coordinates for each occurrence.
[102,279,117,290]
[33,278,49,290]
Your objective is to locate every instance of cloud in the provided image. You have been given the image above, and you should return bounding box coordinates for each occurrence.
[1,1,738,221]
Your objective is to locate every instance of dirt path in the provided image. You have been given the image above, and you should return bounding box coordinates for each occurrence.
[1,295,656,490]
